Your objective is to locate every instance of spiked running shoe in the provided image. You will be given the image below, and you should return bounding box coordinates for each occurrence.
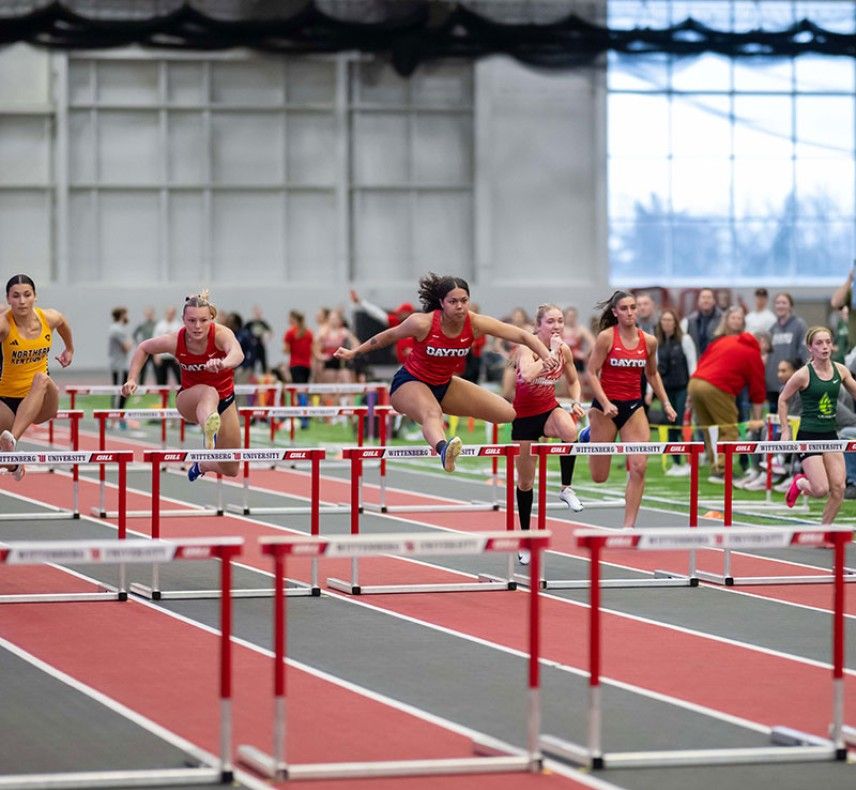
[517,550,531,566]
[786,473,807,508]
[203,412,220,450]
[0,430,23,481]
[440,436,462,473]
[187,462,204,482]
[559,486,584,512]
[578,425,591,443]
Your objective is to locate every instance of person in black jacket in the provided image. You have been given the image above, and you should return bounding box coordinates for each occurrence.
[681,288,722,356]
[653,308,697,474]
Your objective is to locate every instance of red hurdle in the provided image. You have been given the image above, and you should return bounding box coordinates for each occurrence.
[328,443,521,595]
[139,448,324,599]
[0,537,241,786]
[541,525,851,769]
[238,529,549,781]
[524,441,705,589]
[698,439,856,586]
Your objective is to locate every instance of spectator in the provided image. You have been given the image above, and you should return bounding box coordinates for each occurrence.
[283,310,313,428]
[108,307,133,414]
[244,305,272,374]
[349,290,415,364]
[688,329,766,482]
[830,264,856,346]
[744,287,775,335]
[652,308,697,475]
[634,292,658,334]
[315,309,359,385]
[681,288,722,356]
[831,306,850,364]
[153,305,182,386]
[765,292,807,413]
[132,305,157,385]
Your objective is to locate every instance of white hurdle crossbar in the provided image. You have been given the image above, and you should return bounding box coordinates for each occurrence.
[349,443,509,515]
[0,537,241,787]
[238,529,549,781]
[328,444,520,595]
[90,408,188,518]
[518,442,705,590]
[701,440,856,586]
[136,449,320,599]
[0,450,132,528]
[541,525,852,770]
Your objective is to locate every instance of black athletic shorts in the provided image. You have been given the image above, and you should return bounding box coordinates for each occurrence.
[590,397,644,432]
[217,392,236,415]
[389,366,451,405]
[511,407,558,441]
[0,396,23,415]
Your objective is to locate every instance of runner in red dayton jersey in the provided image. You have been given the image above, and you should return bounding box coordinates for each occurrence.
[585,290,676,528]
[512,304,586,564]
[334,273,557,472]
[123,291,244,481]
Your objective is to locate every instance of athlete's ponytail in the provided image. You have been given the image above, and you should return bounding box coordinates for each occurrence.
[595,290,634,332]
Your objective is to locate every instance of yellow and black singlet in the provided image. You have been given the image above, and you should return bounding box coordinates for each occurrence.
[0,308,52,398]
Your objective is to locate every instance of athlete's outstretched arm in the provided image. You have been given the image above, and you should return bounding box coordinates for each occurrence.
[335,313,429,362]
[471,313,557,369]
[123,334,178,396]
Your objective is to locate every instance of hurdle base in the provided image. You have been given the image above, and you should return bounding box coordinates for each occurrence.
[696,570,855,587]
[90,507,223,519]
[540,500,625,511]
[237,744,533,780]
[326,577,513,595]
[0,591,121,604]
[129,580,318,600]
[540,734,840,769]
[362,502,499,514]
[0,511,78,522]
[513,573,695,590]
[842,724,856,748]
[225,503,350,516]
[476,573,517,590]
[0,766,222,789]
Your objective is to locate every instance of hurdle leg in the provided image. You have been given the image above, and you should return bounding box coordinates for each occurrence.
[587,541,603,768]
[219,547,235,783]
[327,456,363,594]
[527,543,542,771]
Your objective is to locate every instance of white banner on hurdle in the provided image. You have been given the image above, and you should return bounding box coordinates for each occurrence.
[0,537,241,787]
[540,525,851,770]
[239,530,547,782]
[701,440,856,586]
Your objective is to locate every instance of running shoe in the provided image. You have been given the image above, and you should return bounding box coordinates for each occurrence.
[0,430,23,481]
[559,486,584,512]
[743,475,768,492]
[578,425,591,443]
[517,550,531,566]
[785,473,807,508]
[666,464,692,477]
[440,436,462,473]
[0,430,14,452]
[203,412,220,450]
[187,462,204,482]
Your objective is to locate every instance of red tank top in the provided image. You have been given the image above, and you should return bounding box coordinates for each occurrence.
[513,353,562,418]
[598,326,648,401]
[176,324,234,399]
[404,310,474,386]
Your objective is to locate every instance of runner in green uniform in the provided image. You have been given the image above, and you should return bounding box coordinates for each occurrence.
[778,326,856,523]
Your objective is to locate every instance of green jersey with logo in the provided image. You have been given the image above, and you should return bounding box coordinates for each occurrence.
[799,362,841,431]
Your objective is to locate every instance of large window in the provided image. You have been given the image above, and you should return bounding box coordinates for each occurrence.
[608,1,856,286]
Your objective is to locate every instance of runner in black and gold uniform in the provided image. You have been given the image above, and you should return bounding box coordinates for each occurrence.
[778,326,856,523]
[0,274,74,481]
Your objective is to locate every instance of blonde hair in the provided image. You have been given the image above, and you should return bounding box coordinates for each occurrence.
[713,305,745,338]
[805,325,833,346]
[534,303,562,327]
[183,289,217,319]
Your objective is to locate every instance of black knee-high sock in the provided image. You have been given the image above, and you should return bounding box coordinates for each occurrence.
[560,454,576,487]
[516,487,533,531]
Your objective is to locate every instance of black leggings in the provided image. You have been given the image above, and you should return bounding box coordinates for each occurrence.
[111,370,127,411]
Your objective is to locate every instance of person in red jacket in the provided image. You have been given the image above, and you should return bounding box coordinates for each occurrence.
[335,273,557,473]
[123,291,244,481]
[688,328,766,481]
